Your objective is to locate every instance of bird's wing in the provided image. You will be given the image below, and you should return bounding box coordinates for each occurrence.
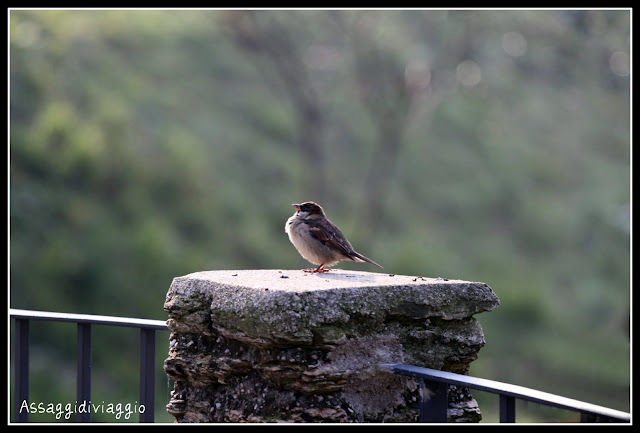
[306,218,354,259]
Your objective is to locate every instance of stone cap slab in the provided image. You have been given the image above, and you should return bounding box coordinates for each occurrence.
[164,269,499,347]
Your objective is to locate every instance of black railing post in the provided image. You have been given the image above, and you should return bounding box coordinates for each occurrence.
[382,363,630,423]
[139,328,156,423]
[10,309,168,424]
[11,310,629,424]
[419,379,448,423]
[500,394,516,422]
[76,323,92,422]
[14,318,30,422]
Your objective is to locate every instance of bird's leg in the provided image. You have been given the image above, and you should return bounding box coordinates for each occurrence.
[314,264,329,273]
[304,264,329,273]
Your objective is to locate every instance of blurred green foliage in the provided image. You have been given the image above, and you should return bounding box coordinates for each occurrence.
[10,9,629,423]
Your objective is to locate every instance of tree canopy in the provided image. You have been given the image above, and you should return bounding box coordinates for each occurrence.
[10,9,630,422]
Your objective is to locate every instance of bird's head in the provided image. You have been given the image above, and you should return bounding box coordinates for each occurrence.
[292,201,326,219]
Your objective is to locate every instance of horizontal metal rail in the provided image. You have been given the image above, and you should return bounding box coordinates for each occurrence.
[10,308,168,329]
[10,308,169,423]
[382,363,631,423]
[11,309,630,424]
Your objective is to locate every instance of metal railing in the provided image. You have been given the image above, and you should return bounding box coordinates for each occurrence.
[383,363,631,423]
[10,308,169,423]
[10,309,631,424]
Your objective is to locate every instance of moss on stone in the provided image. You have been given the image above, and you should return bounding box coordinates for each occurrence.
[164,269,499,423]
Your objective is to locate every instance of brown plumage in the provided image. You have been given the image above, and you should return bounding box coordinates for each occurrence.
[285,201,383,273]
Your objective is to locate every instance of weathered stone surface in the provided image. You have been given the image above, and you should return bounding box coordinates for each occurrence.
[164,269,499,423]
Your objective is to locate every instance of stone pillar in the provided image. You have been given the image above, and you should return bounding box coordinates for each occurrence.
[163,269,499,423]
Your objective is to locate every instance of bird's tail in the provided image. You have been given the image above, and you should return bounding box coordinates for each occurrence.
[351,252,383,269]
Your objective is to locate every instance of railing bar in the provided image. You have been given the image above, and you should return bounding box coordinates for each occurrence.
[10,310,170,424]
[10,308,168,330]
[11,309,628,424]
[418,379,448,423]
[76,323,92,422]
[499,394,516,423]
[139,328,156,423]
[14,318,30,422]
[382,364,630,422]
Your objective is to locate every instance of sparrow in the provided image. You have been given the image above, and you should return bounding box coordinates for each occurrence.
[285,201,383,273]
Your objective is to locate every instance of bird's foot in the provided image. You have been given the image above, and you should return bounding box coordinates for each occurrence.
[304,265,329,273]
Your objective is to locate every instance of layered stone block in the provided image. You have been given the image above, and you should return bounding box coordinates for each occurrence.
[164,269,499,423]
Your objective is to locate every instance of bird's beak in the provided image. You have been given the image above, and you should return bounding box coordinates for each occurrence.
[292,203,301,211]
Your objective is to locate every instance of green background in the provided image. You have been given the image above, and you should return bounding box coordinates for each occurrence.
[10,9,630,423]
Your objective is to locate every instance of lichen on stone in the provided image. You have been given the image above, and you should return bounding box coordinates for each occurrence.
[164,269,499,423]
